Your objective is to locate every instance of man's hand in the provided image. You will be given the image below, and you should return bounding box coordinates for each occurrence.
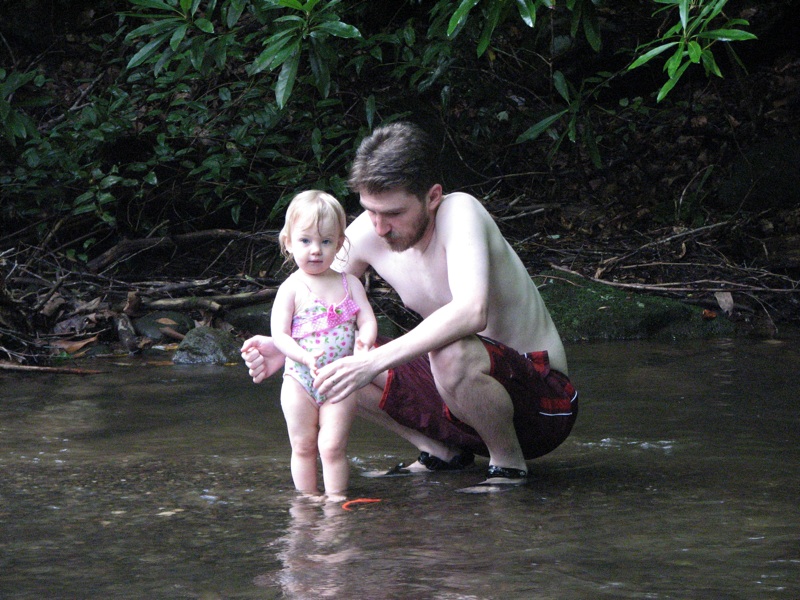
[313,352,379,404]
[240,336,285,383]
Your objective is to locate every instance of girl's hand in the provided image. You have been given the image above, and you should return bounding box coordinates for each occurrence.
[354,337,372,355]
[240,336,285,383]
[303,348,325,376]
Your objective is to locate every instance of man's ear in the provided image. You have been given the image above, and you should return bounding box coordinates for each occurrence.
[426,184,443,210]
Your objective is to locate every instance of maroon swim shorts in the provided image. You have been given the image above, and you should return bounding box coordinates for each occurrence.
[378,336,578,460]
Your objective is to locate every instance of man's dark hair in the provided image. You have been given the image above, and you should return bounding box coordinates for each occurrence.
[348,121,439,199]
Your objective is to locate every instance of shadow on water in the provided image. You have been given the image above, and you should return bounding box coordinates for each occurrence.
[1,338,799,599]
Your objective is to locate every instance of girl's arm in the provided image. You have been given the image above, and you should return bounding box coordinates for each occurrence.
[347,274,378,353]
[271,278,321,371]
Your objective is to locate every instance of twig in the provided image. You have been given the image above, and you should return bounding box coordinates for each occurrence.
[596,221,731,276]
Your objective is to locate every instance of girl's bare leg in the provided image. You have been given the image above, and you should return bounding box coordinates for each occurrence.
[280,378,321,495]
[317,393,358,500]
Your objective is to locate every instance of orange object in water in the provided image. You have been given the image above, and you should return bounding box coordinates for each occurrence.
[341,498,382,511]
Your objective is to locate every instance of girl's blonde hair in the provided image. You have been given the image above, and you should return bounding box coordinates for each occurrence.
[278,190,348,260]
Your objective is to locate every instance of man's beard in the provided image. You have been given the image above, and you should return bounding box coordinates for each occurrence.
[382,211,430,252]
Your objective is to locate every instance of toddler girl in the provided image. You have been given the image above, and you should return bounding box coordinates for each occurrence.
[270,190,377,501]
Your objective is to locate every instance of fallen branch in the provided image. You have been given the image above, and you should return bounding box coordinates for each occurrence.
[552,265,800,294]
[139,286,278,312]
[0,361,102,375]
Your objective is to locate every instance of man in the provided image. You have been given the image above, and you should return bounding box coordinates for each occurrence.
[241,122,577,487]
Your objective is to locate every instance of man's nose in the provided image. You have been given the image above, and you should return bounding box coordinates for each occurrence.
[373,215,390,236]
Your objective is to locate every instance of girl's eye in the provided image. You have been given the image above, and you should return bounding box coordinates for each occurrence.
[322,239,333,246]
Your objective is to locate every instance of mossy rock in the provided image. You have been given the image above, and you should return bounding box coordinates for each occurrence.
[538,270,736,342]
[172,326,241,365]
[224,302,273,336]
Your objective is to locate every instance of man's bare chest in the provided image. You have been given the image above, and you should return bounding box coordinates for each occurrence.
[372,251,451,317]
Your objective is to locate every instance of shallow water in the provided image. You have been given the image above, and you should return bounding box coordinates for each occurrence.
[1,337,798,599]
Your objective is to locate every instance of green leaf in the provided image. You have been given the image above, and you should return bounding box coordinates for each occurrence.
[553,71,570,103]
[514,0,537,28]
[249,34,296,74]
[688,40,702,63]
[657,61,690,102]
[477,0,504,57]
[126,18,184,41]
[311,127,322,158]
[129,0,177,11]
[678,0,689,31]
[697,29,757,42]
[629,42,679,70]
[99,175,123,189]
[516,109,568,143]
[448,0,480,37]
[169,24,188,51]
[226,0,247,28]
[127,33,170,69]
[308,41,331,97]
[365,94,376,129]
[275,50,300,109]
[700,48,722,77]
[665,42,685,77]
[314,21,361,39]
[582,3,601,53]
[195,18,214,34]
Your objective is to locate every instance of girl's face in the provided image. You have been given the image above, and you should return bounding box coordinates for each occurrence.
[285,214,344,275]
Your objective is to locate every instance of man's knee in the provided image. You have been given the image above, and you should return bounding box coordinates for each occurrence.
[429,337,489,398]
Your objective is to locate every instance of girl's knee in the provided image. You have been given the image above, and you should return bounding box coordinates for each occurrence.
[318,436,347,463]
[290,434,319,458]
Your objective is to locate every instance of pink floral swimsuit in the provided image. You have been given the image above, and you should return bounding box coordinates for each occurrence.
[284,272,361,406]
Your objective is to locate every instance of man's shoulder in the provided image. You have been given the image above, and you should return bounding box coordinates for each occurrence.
[440,192,489,218]
[437,192,494,233]
[441,191,480,205]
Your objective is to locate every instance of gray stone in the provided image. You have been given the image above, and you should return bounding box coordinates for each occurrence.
[134,311,195,340]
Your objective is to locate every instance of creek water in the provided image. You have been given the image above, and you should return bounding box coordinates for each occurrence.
[1,337,798,599]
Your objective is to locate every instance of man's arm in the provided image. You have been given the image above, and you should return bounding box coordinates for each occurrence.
[364,193,492,367]
[315,194,493,402]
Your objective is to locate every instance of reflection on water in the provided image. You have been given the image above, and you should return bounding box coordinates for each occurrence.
[1,338,799,599]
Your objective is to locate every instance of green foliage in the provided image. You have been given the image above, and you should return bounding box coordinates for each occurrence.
[1,0,759,265]
[628,0,756,102]
[446,0,602,56]
[516,69,614,169]
[0,68,49,147]
[124,0,362,108]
